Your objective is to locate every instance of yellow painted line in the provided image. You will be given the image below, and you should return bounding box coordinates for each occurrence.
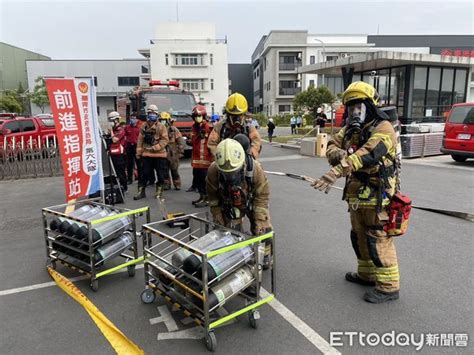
[95,257,144,279]
[48,268,144,355]
[206,232,274,258]
[91,207,149,225]
[209,294,274,329]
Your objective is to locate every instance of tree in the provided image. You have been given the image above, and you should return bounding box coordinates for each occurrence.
[29,76,50,113]
[293,85,336,119]
[0,90,23,113]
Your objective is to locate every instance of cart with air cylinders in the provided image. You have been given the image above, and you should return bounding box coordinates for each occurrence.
[140,214,275,352]
[42,198,150,291]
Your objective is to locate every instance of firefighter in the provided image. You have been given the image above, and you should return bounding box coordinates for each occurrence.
[207,93,262,159]
[160,112,185,190]
[312,81,400,303]
[107,111,127,192]
[207,137,273,268]
[190,104,213,208]
[124,114,141,184]
[134,104,169,200]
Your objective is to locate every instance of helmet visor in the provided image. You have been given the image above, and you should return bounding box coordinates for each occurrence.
[220,168,243,186]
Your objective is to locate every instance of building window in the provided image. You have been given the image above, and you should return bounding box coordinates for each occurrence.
[180,79,205,91]
[453,69,467,104]
[310,55,315,65]
[279,105,291,113]
[210,54,213,65]
[326,55,338,61]
[141,65,149,74]
[210,79,214,90]
[257,68,259,77]
[165,54,169,65]
[175,54,204,66]
[97,106,100,116]
[118,76,139,86]
[309,79,315,87]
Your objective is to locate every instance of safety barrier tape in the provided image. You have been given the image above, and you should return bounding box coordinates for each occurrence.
[47,268,144,355]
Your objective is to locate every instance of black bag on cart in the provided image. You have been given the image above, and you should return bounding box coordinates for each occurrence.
[89,175,124,205]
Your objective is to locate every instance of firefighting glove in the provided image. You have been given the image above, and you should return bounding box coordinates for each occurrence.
[327,148,347,167]
[311,168,340,194]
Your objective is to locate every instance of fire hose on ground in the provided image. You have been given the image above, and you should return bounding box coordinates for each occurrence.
[264,170,474,222]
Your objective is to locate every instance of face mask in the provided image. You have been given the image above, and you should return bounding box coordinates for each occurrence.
[346,102,366,131]
[221,168,244,187]
[229,114,243,127]
[194,115,203,124]
[148,113,158,122]
[109,121,116,128]
[130,118,137,126]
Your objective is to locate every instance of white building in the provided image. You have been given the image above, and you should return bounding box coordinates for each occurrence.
[251,31,373,115]
[139,22,229,115]
[26,59,148,123]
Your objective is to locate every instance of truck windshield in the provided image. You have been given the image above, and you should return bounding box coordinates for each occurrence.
[143,92,196,116]
[449,106,474,124]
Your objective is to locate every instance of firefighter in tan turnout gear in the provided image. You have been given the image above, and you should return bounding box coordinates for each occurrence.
[160,111,185,190]
[206,137,273,268]
[207,93,262,159]
[312,81,400,303]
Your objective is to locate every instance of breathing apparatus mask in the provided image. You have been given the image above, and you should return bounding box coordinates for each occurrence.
[221,168,246,220]
[228,114,244,128]
[346,101,367,132]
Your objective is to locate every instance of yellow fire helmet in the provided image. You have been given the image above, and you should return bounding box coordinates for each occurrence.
[215,139,245,173]
[342,81,380,106]
[225,93,248,115]
[160,111,171,120]
[147,104,159,114]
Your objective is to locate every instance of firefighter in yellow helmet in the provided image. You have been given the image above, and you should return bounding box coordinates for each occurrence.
[206,137,273,268]
[159,112,185,190]
[207,93,262,159]
[312,81,401,303]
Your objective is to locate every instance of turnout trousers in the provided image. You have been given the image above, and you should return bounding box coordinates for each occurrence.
[349,208,400,292]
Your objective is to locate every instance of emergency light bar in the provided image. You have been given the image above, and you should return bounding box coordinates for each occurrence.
[149,80,180,88]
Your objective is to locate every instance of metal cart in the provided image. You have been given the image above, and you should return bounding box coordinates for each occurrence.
[140,214,275,352]
[42,198,150,291]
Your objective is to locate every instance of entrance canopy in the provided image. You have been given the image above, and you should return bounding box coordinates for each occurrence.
[298,51,473,75]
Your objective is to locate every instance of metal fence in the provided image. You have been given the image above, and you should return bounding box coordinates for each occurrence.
[1,137,63,180]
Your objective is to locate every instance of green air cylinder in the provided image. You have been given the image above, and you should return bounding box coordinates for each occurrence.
[93,231,134,266]
[172,230,233,269]
[182,232,238,274]
[196,244,253,282]
[50,205,92,231]
[196,265,254,309]
[66,207,110,236]
[76,211,131,244]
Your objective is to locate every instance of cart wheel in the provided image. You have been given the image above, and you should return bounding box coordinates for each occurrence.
[141,288,156,304]
[90,279,99,292]
[45,259,56,270]
[205,331,217,352]
[127,265,136,277]
[248,311,259,329]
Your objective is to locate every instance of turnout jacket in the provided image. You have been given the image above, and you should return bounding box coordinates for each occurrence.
[207,119,262,159]
[136,122,169,159]
[327,119,398,208]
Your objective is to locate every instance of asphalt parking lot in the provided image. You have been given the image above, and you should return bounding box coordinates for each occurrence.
[0,143,472,354]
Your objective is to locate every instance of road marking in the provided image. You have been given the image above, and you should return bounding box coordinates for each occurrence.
[261,288,341,355]
[158,326,204,340]
[0,264,144,297]
[149,305,179,332]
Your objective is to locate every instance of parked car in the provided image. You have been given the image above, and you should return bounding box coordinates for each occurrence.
[0,113,18,120]
[440,102,474,162]
[0,116,57,150]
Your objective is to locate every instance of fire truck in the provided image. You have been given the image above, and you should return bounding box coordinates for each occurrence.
[117,80,197,153]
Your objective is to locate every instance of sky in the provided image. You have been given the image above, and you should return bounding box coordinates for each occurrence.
[1,0,473,63]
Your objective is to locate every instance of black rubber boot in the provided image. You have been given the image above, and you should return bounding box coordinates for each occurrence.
[194,195,209,208]
[192,194,203,205]
[363,288,399,303]
[345,272,376,286]
[133,186,146,200]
